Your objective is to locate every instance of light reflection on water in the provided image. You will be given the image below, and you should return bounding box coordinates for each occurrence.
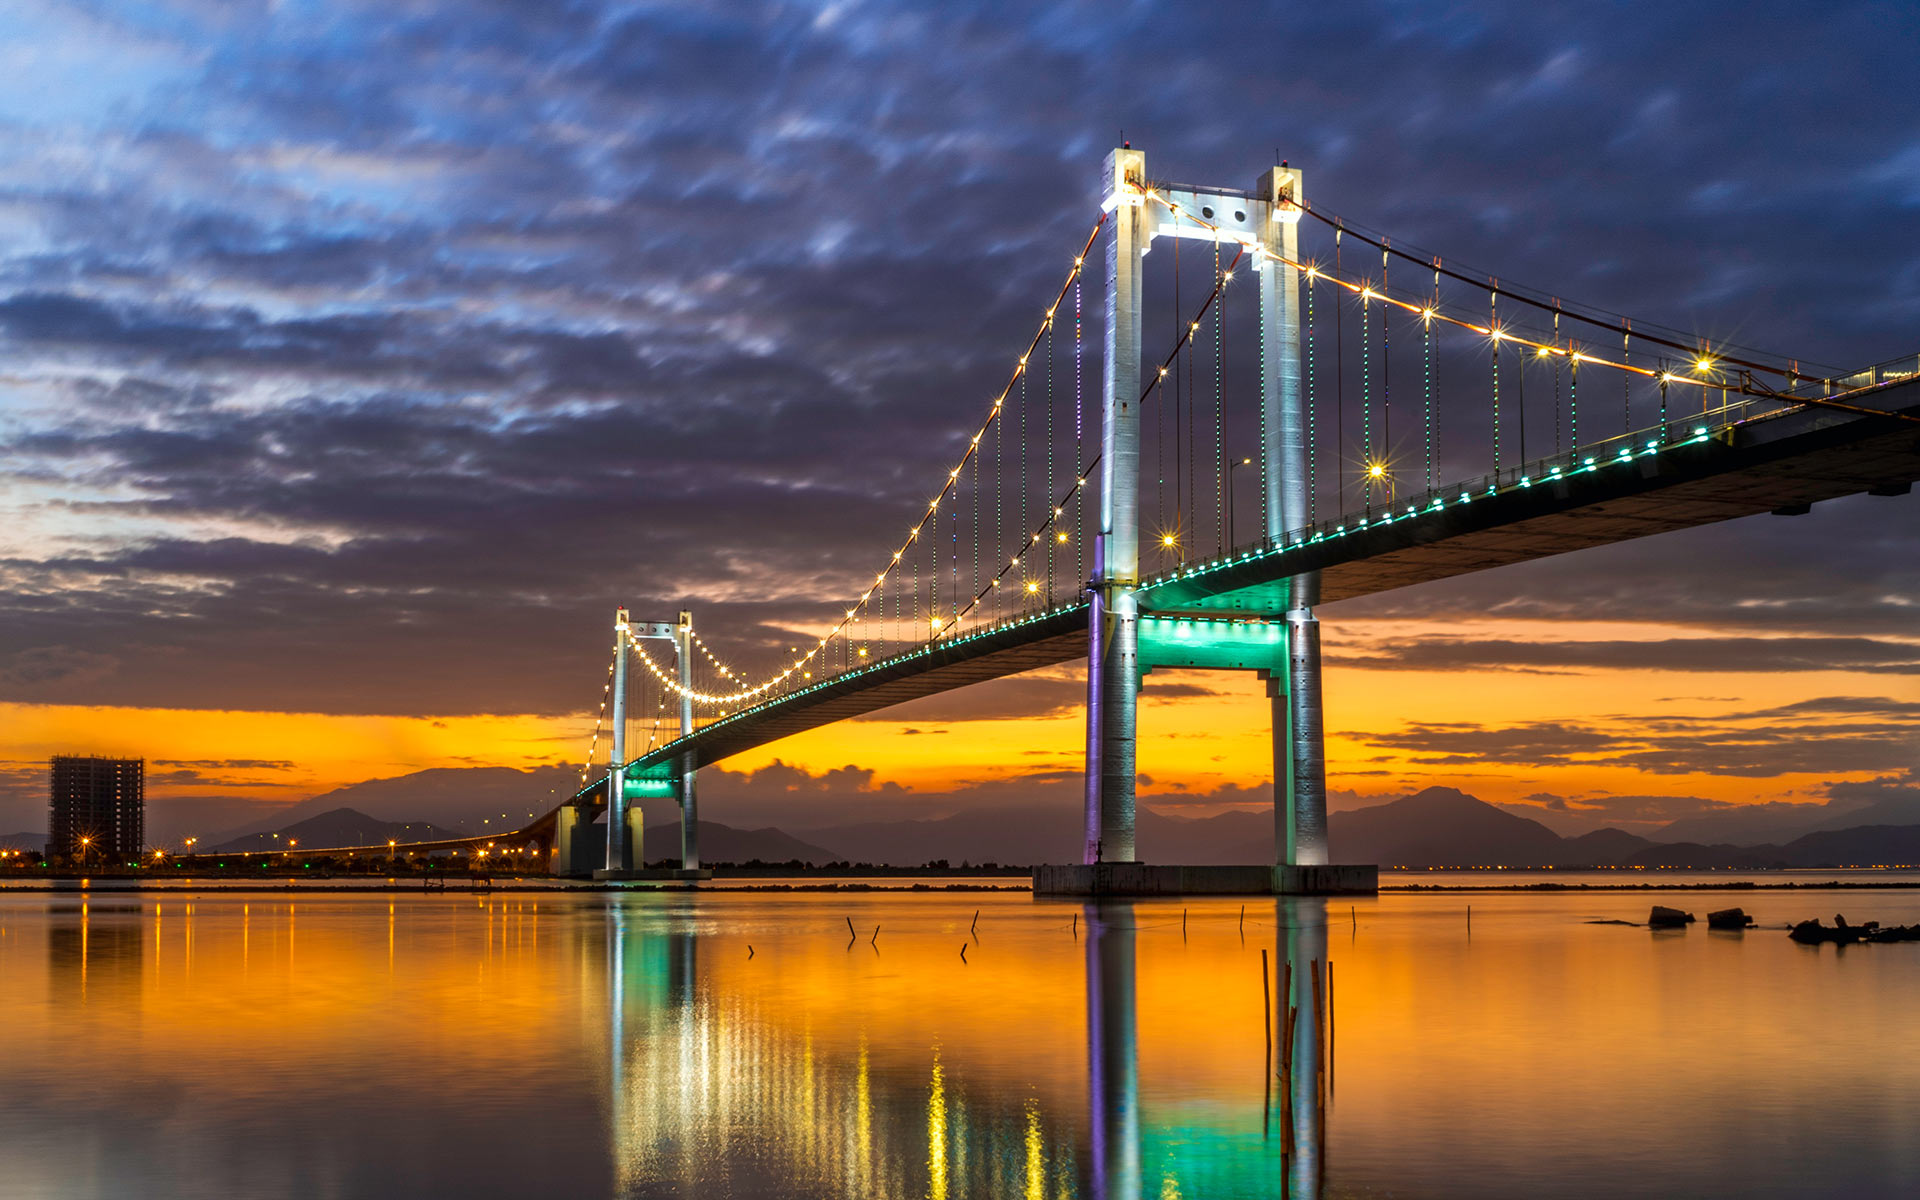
[2,888,1918,1198]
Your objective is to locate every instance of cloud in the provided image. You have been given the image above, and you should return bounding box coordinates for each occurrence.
[0,0,1914,788]
[1357,694,1920,780]
[0,646,119,687]
[1329,636,1920,675]
[152,758,297,770]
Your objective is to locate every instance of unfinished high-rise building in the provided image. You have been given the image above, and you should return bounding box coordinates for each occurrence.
[48,756,144,863]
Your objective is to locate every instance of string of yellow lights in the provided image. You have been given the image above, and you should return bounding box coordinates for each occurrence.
[625,214,1113,704]
[944,237,1251,630]
[1141,187,1745,392]
[576,655,616,786]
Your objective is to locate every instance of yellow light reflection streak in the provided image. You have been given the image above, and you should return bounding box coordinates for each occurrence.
[927,1051,948,1200]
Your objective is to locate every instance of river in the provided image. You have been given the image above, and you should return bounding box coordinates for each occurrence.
[1,886,1915,1197]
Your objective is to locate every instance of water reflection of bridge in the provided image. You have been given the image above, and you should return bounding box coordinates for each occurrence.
[599,899,1333,1199]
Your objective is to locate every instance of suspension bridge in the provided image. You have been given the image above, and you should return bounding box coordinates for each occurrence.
[293,146,1920,888]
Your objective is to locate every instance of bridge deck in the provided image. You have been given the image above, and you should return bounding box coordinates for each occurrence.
[357,373,1920,846]
[622,605,1089,781]
[1143,378,1920,613]
[603,377,1919,795]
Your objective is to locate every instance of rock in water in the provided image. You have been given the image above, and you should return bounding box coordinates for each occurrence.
[1790,918,1863,945]
[1648,905,1695,928]
[1791,917,1920,945]
[1707,907,1755,930]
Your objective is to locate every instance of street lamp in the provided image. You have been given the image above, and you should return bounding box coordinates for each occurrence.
[1226,456,1253,545]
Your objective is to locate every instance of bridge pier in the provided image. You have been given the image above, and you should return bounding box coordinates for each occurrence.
[1052,148,1371,897]
[1085,146,1147,866]
[1275,610,1328,867]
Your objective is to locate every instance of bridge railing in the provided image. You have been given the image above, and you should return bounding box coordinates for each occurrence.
[1823,352,1920,395]
[1152,354,1919,585]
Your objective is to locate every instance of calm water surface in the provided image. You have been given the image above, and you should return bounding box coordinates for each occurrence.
[2,887,1917,1198]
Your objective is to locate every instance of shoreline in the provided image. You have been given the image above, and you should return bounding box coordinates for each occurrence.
[4,878,1920,895]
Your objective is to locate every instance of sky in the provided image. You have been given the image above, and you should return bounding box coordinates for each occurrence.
[2,0,1917,841]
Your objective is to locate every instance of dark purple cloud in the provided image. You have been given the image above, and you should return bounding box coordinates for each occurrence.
[0,0,1915,724]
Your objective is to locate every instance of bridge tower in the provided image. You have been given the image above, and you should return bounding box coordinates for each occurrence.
[1084,147,1330,875]
[606,606,633,873]
[596,609,678,879]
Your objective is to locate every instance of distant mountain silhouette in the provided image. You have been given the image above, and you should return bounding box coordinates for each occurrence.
[643,820,841,866]
[187,766,1920,870]
[1329,787,1574,867]
[1621,841,1784,869]
[208,807,461,853]
[0,831,43,852]
[801,804,1277,866]
[801,803,1080,866]
[1558,826,1657,865]
[203,766,578,845]
[1779,824,1920,866]
[1652,801,1868,846]
[1805,794,1920,834]
[1621,824,1920,869]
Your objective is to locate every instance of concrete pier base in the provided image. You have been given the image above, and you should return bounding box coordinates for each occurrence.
[592,867,713,883]
[1032,863,1376,897]
[1273,863,1376,894]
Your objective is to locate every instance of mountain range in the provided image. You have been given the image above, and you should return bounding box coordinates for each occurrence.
[1326,788,1920,868]
[207,807,463,853]
[639,820,840,866]
[26,765,1920,869]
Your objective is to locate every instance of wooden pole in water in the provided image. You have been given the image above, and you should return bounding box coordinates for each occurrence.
[847,915,856,938]
[971,909,979,935]
[1327,959,1335,1094]
[1261,948,1272,1057]
[1281,1001,1297,1158]
[1280,962,1295,1082]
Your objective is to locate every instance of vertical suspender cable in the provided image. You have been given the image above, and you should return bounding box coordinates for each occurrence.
[1307,265,1317,524]
[1425,262,1437,492]
[1381,243,1391,503]
[1335,227,1345,514]
[1516,318,1527,472]
[1491,288,1500,481]
[1215,236,1224,552]
[1569,354,1579,466]
[1361,271,1372,509]
[995,348,1002,622]
[1187,243,1196,555]
[1623,322,1632,436]
[1046,304,1055,600]
[1021,354,1029,598]
[1553,306,1562,458]
[1164,236,1175,556]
